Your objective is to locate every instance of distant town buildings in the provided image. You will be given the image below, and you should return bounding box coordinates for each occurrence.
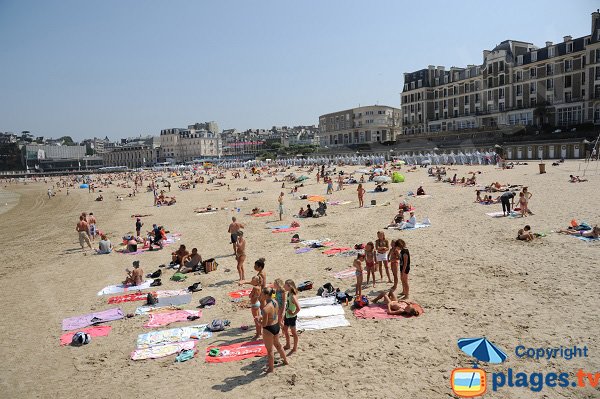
[159,122,222,163]
[318,105,401,146]
[401,10,600,135]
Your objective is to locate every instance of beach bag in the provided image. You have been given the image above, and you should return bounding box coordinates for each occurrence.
[170,272,187,282]
[297,281,313,292]
[354,243,365,250]
[71,332,91,346]
[291,234,300,243]
[336,291,353,304]
[317,282,335,297]
[149,269,162,279]
[208,319,230,332]
[353,295,369,309]
[203,258,218,274]
[175,349,195,363]
[199,296,216,308]
[146,293,158,305]
[290,221,300,228]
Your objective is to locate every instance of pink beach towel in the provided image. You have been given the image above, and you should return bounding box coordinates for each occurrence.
[144,310,201,328]
[131,340,197,361]
[272,227,298,233]
[323,247,352,255]
[333,268,366,279]
[62,308,125,331]
[353,303,424,319]
[205,340,267,363]
[60,326,112,346]
[251,211,273,217]
[108,292,152,304]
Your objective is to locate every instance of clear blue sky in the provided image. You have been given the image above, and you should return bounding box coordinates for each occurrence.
[0,0,595,140]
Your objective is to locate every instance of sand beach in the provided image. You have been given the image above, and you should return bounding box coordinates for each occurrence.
[0,161,598,399]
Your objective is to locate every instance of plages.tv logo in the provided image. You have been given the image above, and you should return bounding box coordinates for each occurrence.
[451,337,508,397]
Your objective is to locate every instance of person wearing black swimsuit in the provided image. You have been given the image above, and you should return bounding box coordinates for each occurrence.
[258,287,289,373]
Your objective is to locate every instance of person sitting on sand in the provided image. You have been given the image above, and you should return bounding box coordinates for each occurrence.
[416,186,425,196]
[476,190,483,202]
[517,225,534,241]
[304,204,314,218]
[95,194,104,201]
[372,291,420,316]
[374,183,387,192]
[97,234,113,254]
[397,211,416,229]
[123,261,144,286]
[178,248,202,273]
[558,226,600,238]
[148,224,165,250]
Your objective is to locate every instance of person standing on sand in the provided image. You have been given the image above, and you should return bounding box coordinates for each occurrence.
[500,191,516,216]
[278,192,284,221]
[76,215,92,250]
[235,231,246,281]
[522,187,534,215]
[397,239,410,299]
[228,217,244,255]
[357,183,366,207]
[375,231,392,283]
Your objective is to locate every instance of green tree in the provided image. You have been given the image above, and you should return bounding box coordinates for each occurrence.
[60,136,76,145]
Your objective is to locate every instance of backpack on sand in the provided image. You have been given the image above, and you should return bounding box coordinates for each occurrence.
[208,319,230,332]
[297,281,313,292]
[199,296,216,308]
[146,293,158,305]
[71,332,91,346]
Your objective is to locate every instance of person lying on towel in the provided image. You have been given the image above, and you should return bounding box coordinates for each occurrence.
[372,291,420,316]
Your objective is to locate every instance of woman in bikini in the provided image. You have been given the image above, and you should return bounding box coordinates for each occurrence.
[257,287,289,373]
[357,183,366,207]
[235,231,246,282]
[354,253,365,297]
[375,231,392,283]
[388,240,400,292]
[364,241,376,287]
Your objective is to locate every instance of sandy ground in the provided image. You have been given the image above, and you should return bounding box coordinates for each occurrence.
[0,161,599,399]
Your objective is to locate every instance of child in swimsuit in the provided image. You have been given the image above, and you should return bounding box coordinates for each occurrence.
[364,242,376,288]
[283,280,300,354]
[258,287,289,373]
[354,253,365,297]
[273,278,286,329]
[518,192,528,217]
[248,276,263,340]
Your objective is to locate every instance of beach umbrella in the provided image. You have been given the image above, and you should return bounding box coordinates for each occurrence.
[308,195,326,202]
[373,175,391,183]
[458,338,507,364]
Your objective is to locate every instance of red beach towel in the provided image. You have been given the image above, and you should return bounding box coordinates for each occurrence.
[251,212,273,217]
[108,292,154,304]
[60,326,112,346]
[205,340,267,363]
[227,289,253,299]
[272,227,298,233]
[323,247,352,255]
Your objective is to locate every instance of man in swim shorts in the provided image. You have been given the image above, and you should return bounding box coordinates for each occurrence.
[228,216,244,255]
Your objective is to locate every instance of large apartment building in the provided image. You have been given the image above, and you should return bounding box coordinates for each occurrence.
[159,123,222,163]
[402,10,600,135]
[318,105,401,146]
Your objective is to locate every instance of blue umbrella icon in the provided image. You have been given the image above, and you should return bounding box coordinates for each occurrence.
[458,337,508,364]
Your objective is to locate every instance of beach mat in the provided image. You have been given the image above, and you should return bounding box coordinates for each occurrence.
[60,326,112,346]
[295,247,313,254]
[136,324,211,348]
[135,305,183,315]
[486,211,519,218]
[298,304,344,318]
[131,340,197,360]
[297,315,350,331]
[298,296,336,308]
[107,289,188,303]
[155,294,192,307]
[251,212,273,217]
[354,303,424,319]
[268,225,289,230]
[62,308,124,331]
[272,227,298,233]
[228,289,253,299]
[205,340,267,363]
[97,281,153,296]
[388,223,431,231]
[333,268,366,279]
[144,310,201,328]
[323,247,352,255]
[575,236,600,242]
[327,200,352,205]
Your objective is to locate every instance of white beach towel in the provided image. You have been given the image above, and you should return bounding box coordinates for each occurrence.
[298,296,336,308]
[97,280,153,296]
[298,304,345,318]
[297,314,350,331]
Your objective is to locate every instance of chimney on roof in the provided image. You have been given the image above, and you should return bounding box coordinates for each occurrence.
[592,10,600,37]
[545,41,553,47]
[563,35,572,42]
[483,50,491,60]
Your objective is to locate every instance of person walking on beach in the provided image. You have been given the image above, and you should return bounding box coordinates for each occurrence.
[277,192,284,221]
[228,217,244,255]
[87,212,97,241]
[135,218,143,237]
[500,191,516,216]
[357,183,366,207]
[76,215,92,250]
